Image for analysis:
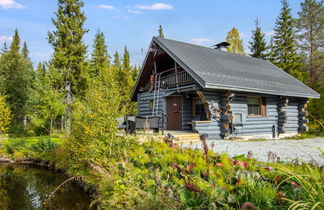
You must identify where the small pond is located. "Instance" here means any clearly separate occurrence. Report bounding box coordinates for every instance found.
[0,163,93,209]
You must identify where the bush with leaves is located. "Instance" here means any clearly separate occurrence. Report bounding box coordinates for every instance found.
[0,95,11,137]
[28,66,65,140]
[60,69,127,173]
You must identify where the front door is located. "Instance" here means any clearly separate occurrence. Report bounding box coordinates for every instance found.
[167,96,182,130]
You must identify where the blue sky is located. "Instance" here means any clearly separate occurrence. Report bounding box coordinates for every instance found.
[0,0,304,66]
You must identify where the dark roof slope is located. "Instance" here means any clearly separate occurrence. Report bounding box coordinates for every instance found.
[153,37,319,98]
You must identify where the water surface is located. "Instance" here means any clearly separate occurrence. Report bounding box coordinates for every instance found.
[0,163,93,210]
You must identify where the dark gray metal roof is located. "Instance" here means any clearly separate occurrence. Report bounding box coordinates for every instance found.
[154,37,320,98]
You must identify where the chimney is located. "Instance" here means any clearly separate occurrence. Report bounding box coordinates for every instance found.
[212,42,230,51]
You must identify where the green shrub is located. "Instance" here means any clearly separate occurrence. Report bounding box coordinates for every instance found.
[4,138,27,154]
[30,139,58,153]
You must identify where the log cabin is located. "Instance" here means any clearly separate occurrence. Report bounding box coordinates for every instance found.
[131,37,320,140]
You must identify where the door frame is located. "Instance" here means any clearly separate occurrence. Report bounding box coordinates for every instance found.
[166,95,183,130]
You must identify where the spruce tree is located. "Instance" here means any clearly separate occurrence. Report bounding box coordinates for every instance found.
[249,19,268,59]
[21,42,29,59]
[158,25,164,38]
[296,0,323,88]
[91,30,110,77]
[113,51,121,67]
[0,30,34,131]
[48,0,88,97]
[271,0,300,73]
[123,46,130,70]
[1,42,8,53]
[112,47,136,114]
[226,27,245,55]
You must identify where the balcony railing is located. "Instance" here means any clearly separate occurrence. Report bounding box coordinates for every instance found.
[159,70,195,88]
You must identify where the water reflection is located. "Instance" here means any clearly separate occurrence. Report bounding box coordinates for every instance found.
[0,163,93,210]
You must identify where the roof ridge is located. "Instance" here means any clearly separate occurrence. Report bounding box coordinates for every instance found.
[154,36,268,63]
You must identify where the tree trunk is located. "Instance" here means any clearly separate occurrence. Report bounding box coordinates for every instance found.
[61,115,64,130]
[50,117,53,142]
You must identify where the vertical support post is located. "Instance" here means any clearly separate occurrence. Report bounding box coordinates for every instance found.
[125,114,129,136]
[161,112,165,135]
[175,61,179,92]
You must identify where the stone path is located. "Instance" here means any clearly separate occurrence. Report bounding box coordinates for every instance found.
[185,138,324,165]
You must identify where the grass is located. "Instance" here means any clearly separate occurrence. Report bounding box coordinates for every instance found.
[1,134,64,146]
[0,134,64,160]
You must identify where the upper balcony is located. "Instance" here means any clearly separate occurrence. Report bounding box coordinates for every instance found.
[140,66,196,92]
[159,67,195,89]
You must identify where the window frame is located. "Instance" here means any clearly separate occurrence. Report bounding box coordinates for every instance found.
[148,100,154,110]
[192,97,205,117]
[247,96,266,117]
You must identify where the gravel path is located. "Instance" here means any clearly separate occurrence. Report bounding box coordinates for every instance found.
[185,138,324,166]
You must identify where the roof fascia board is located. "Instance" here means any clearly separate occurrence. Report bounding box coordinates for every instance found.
[205,83,320,99]
[265,60,320,96]
[130,39,155,101]
[153,37,206,88]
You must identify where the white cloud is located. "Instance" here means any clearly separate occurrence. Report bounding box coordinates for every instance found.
[98,4,116,10]
[136,3,173,10]
[33,52,51,59]
[112,15,129,20]
[264,31,275,37]
[0,35,12,42]
[0,0,25,9]
[127,9,143,14]
[190,38,212,45]
[240,33,249,38]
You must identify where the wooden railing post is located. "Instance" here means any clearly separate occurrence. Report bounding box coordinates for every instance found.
[175,62,179,92]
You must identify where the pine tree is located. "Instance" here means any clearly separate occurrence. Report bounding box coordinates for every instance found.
[296,0,323,89]
[226,27,245,55]
[91,29,110,77]
[249,19,269,59]
[158,25,164,38]
[271,0,300,73]
[48,0,88,97]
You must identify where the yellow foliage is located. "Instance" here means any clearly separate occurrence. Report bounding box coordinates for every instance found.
[226,27,245,55]
[0,95,11,135]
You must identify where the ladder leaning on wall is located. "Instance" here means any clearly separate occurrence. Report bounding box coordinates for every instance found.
[152,69,162,116]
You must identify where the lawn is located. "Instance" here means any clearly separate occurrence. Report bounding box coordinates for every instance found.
[1,134,64,146]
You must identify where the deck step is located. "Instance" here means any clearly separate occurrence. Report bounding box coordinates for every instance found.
[166,132,201,144]
[176,135,200,139]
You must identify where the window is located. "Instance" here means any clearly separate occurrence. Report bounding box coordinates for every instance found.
[192,98,207,120]
[149,100,154,110]
[247,97,266,116]
[233,113,243,124]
